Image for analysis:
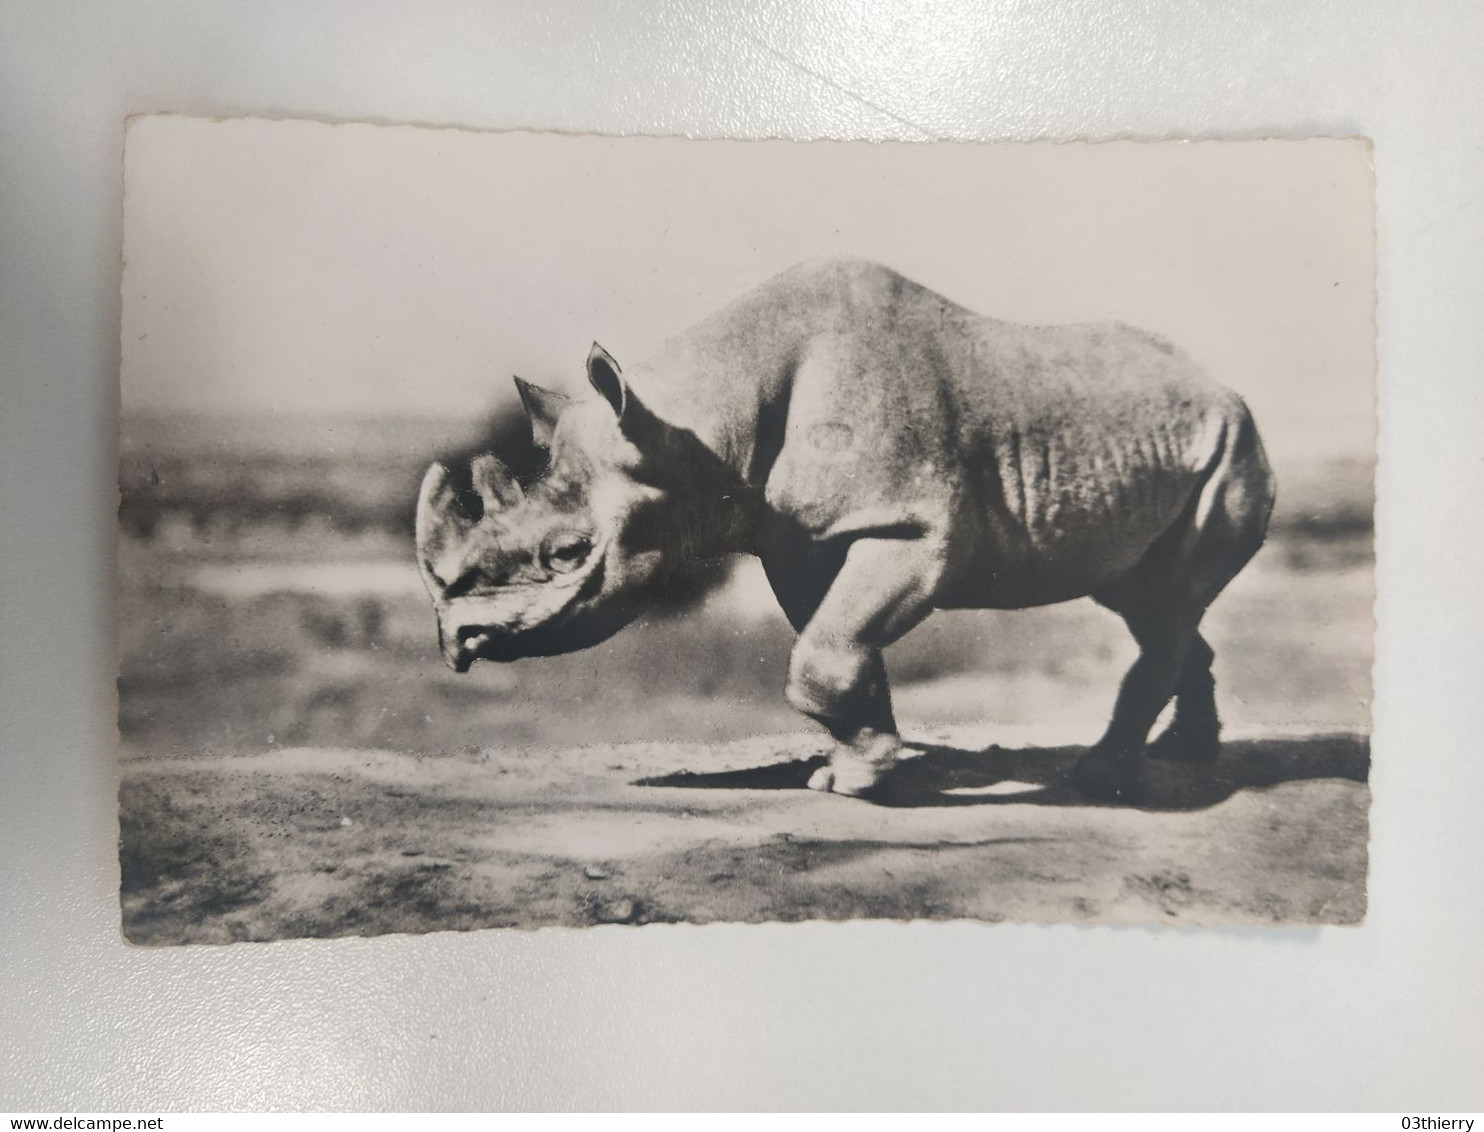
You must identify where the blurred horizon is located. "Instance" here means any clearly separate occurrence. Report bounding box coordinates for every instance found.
[117,404,1372,756]
[118,406,1377,531]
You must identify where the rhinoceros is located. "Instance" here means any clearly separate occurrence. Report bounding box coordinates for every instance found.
[415,258,1275,803]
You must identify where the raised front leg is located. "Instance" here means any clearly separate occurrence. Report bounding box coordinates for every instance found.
[764,537,946,797]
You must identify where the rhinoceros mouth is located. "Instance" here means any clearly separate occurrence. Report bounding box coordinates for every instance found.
[457,555,617,664]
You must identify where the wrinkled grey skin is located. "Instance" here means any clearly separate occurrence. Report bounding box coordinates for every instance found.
[417,258,1275,802]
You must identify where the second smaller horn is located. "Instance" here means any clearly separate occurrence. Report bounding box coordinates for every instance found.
[471,452,524,510]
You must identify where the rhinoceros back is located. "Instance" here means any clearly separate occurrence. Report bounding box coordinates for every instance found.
[628,258,1250,607]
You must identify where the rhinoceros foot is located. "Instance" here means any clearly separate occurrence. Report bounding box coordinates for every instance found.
[807,735,901,798]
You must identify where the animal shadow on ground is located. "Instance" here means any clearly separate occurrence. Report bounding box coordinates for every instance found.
[636,734,1370,811]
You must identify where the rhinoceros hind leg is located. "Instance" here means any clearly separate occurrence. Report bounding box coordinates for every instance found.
[1073,606,1205,804]
[1146,634,1222,763]
[1075,406,1273,802]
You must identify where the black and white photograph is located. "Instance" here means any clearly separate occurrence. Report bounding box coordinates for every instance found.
[118,118,1374,943]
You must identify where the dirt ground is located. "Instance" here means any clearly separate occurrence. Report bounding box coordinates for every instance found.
[119,723,1369,943]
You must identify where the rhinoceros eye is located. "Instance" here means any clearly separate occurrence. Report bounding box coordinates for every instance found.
[541,531,593,575]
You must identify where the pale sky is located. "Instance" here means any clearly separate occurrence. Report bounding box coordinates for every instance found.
[122,118,1374,460]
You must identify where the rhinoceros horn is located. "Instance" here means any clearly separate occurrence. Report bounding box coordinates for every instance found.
[470,452,524,511]
[415,462,473,590]
[416,453,522,591]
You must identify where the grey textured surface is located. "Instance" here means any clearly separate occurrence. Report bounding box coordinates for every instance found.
[2,0,1481,1111]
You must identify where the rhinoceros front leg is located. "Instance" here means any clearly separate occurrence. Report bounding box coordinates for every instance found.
[764,537,943,797]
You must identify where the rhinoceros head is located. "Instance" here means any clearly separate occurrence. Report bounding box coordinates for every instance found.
[416,343,672,672]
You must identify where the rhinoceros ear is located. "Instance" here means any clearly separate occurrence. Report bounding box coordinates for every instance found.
[586,342,628,419]
[513,377,573,449]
